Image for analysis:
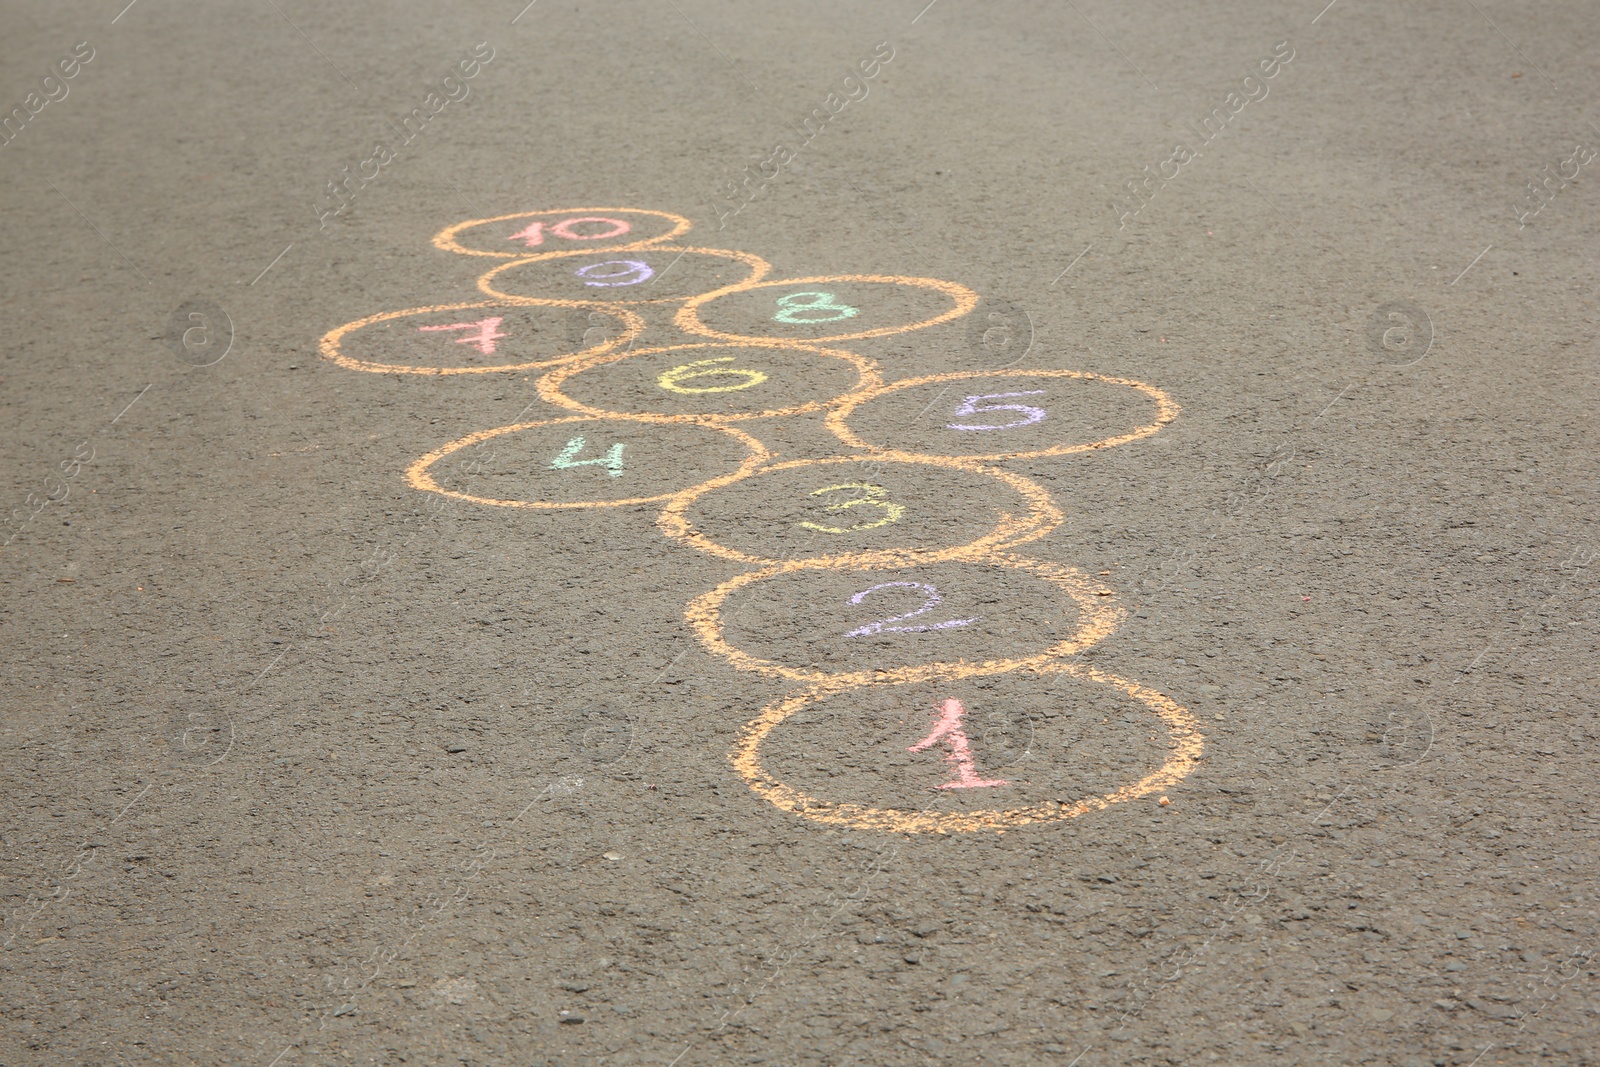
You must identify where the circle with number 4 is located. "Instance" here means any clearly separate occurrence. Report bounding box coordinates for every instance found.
[538,342,882,422]
[479,247,770,305]
[828,369,1180,462]
[731,664,1203,834]
[407,416,770,510]
[676,274,978,343]
[433,208,692,258]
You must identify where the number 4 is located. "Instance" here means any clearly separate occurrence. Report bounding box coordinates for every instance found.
[947,391,1047,432]
[550,436,625,478]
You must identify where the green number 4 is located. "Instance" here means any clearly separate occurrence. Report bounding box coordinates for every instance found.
[550,436,625,478]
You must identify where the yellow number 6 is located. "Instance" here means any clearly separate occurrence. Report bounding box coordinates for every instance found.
[798,483,905,534]
[657,357,768,394]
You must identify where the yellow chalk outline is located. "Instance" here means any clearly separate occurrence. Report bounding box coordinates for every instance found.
[537,341,884,423]
[407,415,771,510]
[656,453,1064,567]
[731,664,1203,833]
[432,208,692,259]
[687,554,1122,686]
[478,246,772,306]
[675,274,980,343]
[319,301,645,377]
[827,368,1181,461]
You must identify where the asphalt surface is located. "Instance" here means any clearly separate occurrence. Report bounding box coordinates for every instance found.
[2,2,1598,1065]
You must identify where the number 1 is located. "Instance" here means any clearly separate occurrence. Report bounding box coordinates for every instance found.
[908,698,1008,790]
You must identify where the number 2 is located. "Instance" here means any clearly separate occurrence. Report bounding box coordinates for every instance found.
[947,391,1047,431]
[843,582,980,637]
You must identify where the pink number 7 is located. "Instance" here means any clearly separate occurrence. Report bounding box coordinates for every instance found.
[908,698,1009,790]
[417,316,506,356]
[947,391,1047,431]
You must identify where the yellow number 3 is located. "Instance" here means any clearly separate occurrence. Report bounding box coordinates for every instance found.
[657,357,768,394]
[798,483,905,534]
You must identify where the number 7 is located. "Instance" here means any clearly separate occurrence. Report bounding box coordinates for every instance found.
[947,391,1047,431]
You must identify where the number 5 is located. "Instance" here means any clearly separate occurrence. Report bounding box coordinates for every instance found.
[947,391,1047,431]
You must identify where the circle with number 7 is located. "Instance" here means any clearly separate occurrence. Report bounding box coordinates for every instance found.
[828,368,1180,461]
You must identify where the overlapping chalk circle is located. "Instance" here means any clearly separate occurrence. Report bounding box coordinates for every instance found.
[317,203,1202,832]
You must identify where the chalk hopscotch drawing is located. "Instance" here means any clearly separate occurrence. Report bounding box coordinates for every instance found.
[318,206,1200,833]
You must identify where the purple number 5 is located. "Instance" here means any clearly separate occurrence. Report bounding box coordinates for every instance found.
[947,390,1047,431]
[844,582,980,638]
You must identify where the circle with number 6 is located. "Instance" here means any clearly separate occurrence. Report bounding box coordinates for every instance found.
[537,342,883,422]
[828,369,1180,462]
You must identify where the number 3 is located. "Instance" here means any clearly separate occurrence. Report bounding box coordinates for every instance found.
[947,391,1047,431]
[798,483,904,534]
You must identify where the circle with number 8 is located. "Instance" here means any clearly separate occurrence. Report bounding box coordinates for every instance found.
[677,274,979,343]
[536,342,883,422]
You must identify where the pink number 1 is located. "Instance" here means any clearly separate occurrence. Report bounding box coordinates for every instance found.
[908,698,1008,790]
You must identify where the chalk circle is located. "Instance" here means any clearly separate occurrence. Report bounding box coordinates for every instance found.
[537,342,884,423]
[567,706,634,766]
[731,665,1203,834]
[827,369,1180,462]
[479,246,771,305]
[656,453,1062,567]
[686,553,1122,685]
[407,415,770,510]
[320,301,644,377]
[675,274,979,343]
[432,208,692,259]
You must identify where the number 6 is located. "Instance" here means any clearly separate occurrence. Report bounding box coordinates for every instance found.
[947,391,1047,431]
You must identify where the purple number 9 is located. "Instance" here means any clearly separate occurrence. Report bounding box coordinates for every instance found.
[947,391,1047,431]
[575,260,655,287]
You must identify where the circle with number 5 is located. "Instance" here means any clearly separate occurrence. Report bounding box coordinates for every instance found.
[828,369,1180,461]
[537,342,883,422]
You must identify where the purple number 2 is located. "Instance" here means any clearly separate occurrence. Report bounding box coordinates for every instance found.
[844,582,980,638]
[947,390,1047,431]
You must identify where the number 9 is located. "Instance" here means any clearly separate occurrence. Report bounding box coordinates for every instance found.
[575,260,655,288]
